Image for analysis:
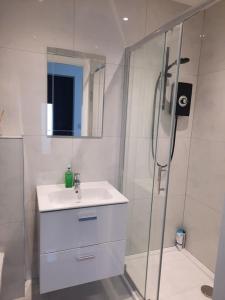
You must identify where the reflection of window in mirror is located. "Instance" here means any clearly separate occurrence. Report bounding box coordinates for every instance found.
[48,63,83,136]
[47,48,106,138]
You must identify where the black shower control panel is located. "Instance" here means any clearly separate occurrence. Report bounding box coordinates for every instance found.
[176,82,193,116]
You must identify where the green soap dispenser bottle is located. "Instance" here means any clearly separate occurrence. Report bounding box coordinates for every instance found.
[65,165,74,188]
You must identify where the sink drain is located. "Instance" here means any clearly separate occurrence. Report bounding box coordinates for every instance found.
[201,285,213,298]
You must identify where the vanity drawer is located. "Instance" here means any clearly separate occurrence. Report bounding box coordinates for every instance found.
[40,204,128,253]
[40,240,125,294]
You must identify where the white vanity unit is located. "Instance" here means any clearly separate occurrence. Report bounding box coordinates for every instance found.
[37,181,129,294]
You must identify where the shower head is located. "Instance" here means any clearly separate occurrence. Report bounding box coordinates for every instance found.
[180,57,190,64]
[167,57,190,71]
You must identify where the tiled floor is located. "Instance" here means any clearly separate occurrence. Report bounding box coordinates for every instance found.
[14,276,134,300]
[126,247,214,300]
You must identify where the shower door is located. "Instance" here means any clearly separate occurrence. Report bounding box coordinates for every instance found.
[123,24,183,300]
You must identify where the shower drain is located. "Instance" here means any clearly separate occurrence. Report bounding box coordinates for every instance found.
[201,285,213,298]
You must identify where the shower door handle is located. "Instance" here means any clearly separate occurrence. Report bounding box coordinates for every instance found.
[158,166,167,194]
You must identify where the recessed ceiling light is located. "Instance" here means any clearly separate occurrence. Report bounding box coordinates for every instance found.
[122,17,129,21]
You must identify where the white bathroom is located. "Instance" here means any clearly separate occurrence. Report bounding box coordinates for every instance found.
[0,0,225,299]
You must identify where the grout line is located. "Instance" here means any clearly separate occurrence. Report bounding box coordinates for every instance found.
[185,192,223,216]
[0,46,125,67]
[0,45,47,55]
[189,136,225,143]
[0,220,24,227]
[198,65,225,77]
[0,136,23,139]
[126,246,176,262]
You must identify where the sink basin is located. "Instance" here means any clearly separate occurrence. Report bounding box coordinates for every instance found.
[49,187,112,204]
[37,181,128,212]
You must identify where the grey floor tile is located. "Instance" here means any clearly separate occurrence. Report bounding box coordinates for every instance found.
[16,277,134,300]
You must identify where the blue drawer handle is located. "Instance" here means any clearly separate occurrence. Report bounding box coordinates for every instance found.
[79,216,97,222]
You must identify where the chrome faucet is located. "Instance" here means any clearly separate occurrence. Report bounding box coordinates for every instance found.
[74,173,81,199]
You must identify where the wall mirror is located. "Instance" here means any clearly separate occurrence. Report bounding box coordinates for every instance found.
[47,47,106,138]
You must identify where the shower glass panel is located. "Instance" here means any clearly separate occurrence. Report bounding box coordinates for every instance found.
[123,32,166,298]
[145,25,183,300]
[123,24,182,299]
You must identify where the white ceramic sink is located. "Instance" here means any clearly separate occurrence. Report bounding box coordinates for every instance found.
[37,181,128,212]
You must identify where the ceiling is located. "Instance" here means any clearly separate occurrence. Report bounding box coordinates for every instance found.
[172,0,204,6]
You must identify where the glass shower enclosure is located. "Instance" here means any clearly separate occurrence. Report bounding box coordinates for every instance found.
[121,1,220,299]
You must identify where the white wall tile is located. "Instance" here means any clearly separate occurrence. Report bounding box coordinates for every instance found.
[169,138,190,196]
[187,138,225,214]
[0,48,23,136]
[122,137,137,200]
[0,48,46,136]
[180,12,204,77]
[126,65,162,139]
[123,137,154,202]
[103,64,124,137]
[149,193,185,251]
[134,138,153,182]
[184,195,222,272]
[72,137,120,188]
[129,197,151,254]
[0,222,25,300]
[0,139,24,225]
[199,1,225,75]
[146,0,188,34]
[0,139,25,299]
[74,0,125,65]
[192,70,225,141]
[0,0,74,53]
[24,136,73,188]
[164,194,185,247]
[112,0,148,46]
